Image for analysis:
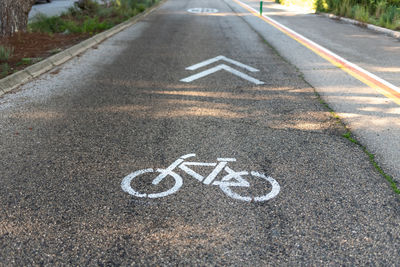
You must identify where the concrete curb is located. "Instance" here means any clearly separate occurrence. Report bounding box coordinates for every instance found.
[0,0,165,97]
[319,13,400,40]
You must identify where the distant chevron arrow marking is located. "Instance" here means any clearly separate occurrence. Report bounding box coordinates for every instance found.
[181,64,264,85]
[180,56,264,85]
[186,55,259,72]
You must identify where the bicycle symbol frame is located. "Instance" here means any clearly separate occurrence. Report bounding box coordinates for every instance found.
[121,154,280,202]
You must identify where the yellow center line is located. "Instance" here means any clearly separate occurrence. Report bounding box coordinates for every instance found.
[232,0,400,106]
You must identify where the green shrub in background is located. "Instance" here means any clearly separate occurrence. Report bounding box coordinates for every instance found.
[354,4,370,21]
[0,63,10,76]
[29,15,69,33]
[276,0,400,30]
[29,0,159,34]
[0,46,14,62]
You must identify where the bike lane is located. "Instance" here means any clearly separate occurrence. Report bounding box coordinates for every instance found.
[0,0,399,265]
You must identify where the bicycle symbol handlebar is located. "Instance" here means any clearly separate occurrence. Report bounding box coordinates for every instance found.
[121,154,280,202]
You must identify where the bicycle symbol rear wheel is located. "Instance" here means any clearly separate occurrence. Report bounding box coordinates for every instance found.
[121,169,183,198]
[219,171,280,202]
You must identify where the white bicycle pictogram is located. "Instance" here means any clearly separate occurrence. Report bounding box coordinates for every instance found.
[121,154,280,202]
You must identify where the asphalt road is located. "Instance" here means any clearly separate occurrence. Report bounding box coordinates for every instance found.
[1,0,399,265]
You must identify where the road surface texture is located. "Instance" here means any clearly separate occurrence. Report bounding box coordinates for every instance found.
[234,0,400,184]
[1,0,399,265]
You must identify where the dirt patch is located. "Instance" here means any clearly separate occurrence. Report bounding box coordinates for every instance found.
[0,32,89,79]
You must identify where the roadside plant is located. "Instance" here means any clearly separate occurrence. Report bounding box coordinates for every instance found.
[354,5,370,22]
[376,0,388,17]
[0,45,14,61]
[378,5,399,27]
[29,15,68,33]
[317,0,400,30]
[0,63,11,77]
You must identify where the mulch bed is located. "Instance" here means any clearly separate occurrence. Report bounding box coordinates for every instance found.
[0,32,89,78]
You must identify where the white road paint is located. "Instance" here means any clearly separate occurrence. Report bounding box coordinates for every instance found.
[187,8,219,14]
[179,162,217,182]
[186,55,259,72]
[212,166,250,187]
[181,153,196,159]
[121,168,183,199]
[121,154,280,202]
[250,172,280,202]
[181,64,264,85]
[203,161,229,185]
[217,158,237,162]
[217,171,280,202]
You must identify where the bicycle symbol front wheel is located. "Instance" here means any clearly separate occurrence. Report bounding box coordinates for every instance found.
[121,168,183,199]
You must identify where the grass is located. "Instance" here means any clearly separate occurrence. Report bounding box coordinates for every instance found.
[314,93,400,195]
[0,46,14,76]
[354,5,370,22]
[343,132,400,194]
[16,58,34,66]
[314,0,400,30]
[0,46,14,61]
[0,63,10,76]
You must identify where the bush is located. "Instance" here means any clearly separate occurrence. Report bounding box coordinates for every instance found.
[0,46,14,61]
[81,17,112,33]
[28,0,158,35]
[376,0,387,17]
[378,5,399,27]
[315,0,400,29]
[0,63,10,77]
[354,5,370,21]
[29,15,68,33]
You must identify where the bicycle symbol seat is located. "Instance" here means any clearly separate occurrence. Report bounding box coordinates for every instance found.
[121,154,280,202]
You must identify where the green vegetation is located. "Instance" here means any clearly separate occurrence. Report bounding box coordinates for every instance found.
[0,45,14,61]
[0,46,14,76]
[342,132,400,194]
[316,0,400,29]
[276,0,400,30]
[21,58,33,65]
[13,58,41,68]
[0,63,10,76]
[29,0,158,34]
[314,92,400,195]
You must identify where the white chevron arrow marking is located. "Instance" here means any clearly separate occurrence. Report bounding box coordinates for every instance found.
[180,64,264,85]
[186,55,260,72]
